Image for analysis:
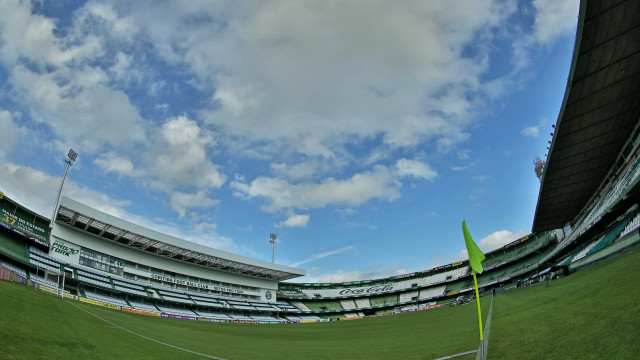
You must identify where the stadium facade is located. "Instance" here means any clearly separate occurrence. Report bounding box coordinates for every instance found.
[1,0,640,323]
[51,197,304,302]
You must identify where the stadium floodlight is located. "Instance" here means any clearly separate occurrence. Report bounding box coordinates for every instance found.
[269,233,277,263]
[50,149,78,243]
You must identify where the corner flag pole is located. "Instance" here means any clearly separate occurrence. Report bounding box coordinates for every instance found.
[472,269,483,341]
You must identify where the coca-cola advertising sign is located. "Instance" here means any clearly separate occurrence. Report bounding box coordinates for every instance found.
[339,284,394,296]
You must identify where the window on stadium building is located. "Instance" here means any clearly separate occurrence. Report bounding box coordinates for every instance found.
[79,247,124,276]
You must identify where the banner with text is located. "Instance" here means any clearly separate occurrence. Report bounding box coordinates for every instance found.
[150,273,250,295]
[49,238,81,265]
[79,297,120,310]
[123,307,160,317]
[0,197,49,247]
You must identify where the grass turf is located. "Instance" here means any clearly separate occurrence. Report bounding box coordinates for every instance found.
[489,248,640,359]
[1,248,638,359]
[0,282,488,360]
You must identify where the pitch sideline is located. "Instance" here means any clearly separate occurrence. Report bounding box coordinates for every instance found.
[434,295,494,360]
[70,302,227,360]
[476,296,494,360]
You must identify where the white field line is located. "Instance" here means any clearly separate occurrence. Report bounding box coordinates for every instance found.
[476,296,494,360]
[434,295,494,360]
[70,302,227,360]
[433,349,478,360]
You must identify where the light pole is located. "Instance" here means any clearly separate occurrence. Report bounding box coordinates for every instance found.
[269,233,277,263]
[50,149,78,246]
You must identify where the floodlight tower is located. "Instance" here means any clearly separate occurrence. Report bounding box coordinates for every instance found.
[50,149,78,244]
[269,233,277,263]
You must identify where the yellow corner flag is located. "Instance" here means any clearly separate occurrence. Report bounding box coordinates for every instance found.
[463,220,486,274]
[462,220,486,345]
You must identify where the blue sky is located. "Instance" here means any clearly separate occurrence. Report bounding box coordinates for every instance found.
[0,0,579,282]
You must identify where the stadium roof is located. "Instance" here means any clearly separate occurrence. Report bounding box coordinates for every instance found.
[532,0,640,232]
[54,197,306,281]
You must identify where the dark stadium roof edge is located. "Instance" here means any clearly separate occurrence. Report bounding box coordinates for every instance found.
[532,0,640,233]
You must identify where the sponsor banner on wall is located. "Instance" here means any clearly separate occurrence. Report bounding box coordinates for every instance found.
[36,283,58,295]
[161,314,196,321]
[305,284,395,298]
[0,197,49,247]
[0,265,11,281]
[149,273,250,295]
[34,284,77,299]
[122,307,160,317]
[1,266,26,283]
[390,272,419,280]
[49,238,81,264]
[340,317,362,321]
[79,297,121,310]
[63,292,78,300]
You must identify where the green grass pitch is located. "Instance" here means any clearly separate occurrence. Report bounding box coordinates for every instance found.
[1,249,639,359]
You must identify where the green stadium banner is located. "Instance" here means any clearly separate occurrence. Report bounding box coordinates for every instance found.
[0,195,50,247]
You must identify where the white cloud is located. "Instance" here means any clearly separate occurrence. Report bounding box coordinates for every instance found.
[289,245,354,267]
[451,166,468,172]
[458,228,529,259]
[395,158,437,180]
[213,84,262,116]
[9,65,147,154]
[75,1,138,43]
[276,213,310,228]
[94,152,135,177]
[480,229,529,250]
[457,150,472,160]
[521,118,549,138]
[156,0,516,159]
[309,264,410,283]
[109,52,140,84]
[512,0,579,69]
[234,159,437,214]
[532,0,580,44]
[170,190,219,218]
[0,0,103,67]
[232,165,401,212]
[0,162,131,218]
[0,162,240,253]
[521,125,540,137]
[147,115,226,192]
[0,109,27,156]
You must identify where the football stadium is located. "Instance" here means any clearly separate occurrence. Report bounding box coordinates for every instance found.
[1,0,640,359]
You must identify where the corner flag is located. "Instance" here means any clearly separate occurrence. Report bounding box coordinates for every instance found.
[463,220,485,274]
[462,220,486,348]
